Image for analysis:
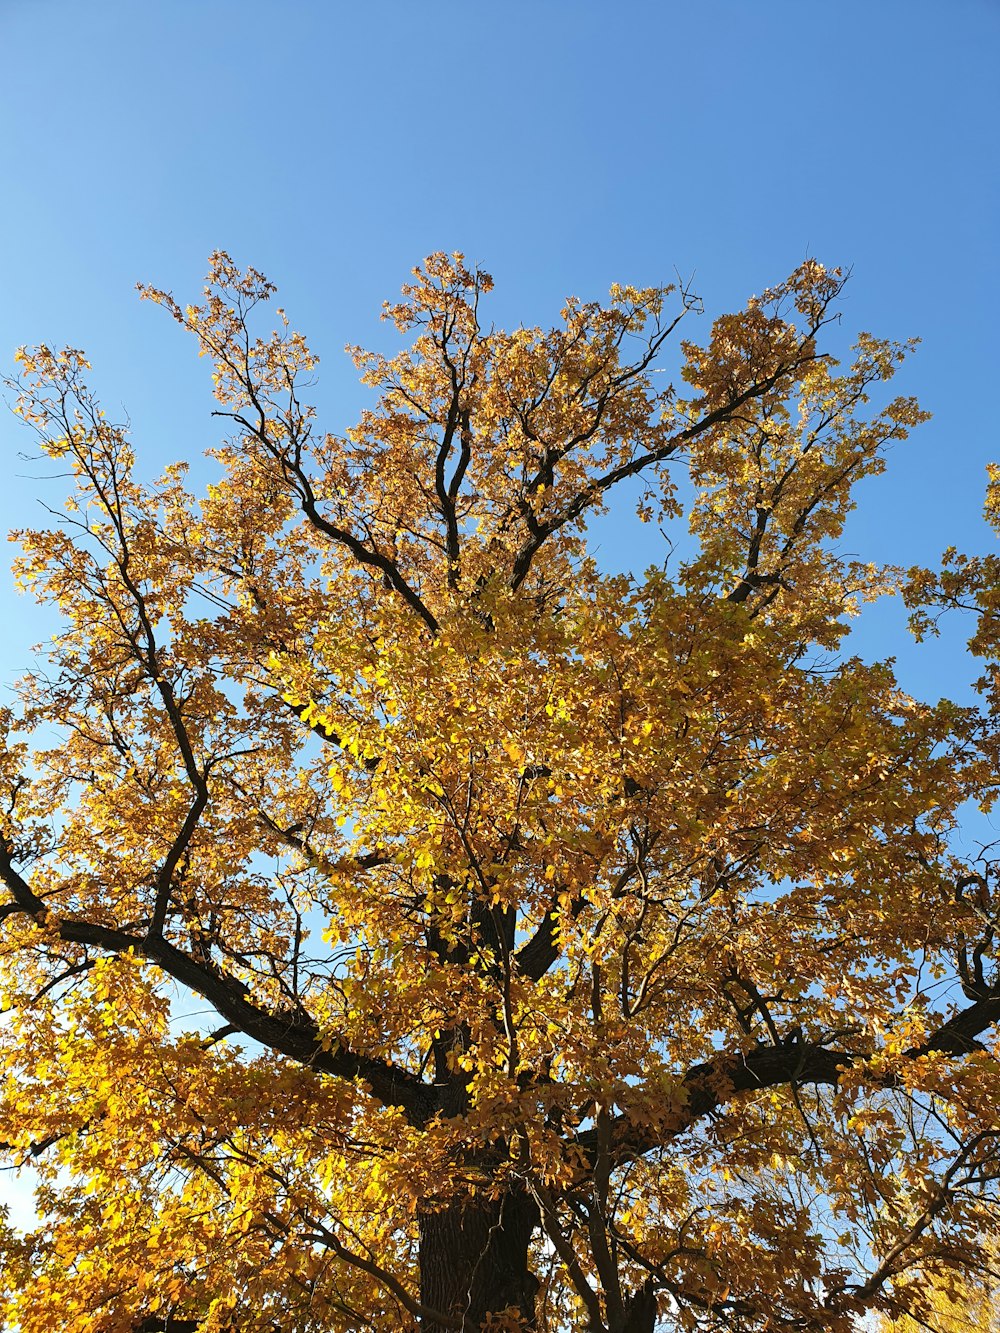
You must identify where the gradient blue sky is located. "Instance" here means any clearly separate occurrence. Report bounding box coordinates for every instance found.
[0,0,998,1237]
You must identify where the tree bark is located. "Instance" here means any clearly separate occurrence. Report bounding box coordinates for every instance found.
[621,1279,657,1333]
[418,1191,540,1330]
[134,1321,203,1332]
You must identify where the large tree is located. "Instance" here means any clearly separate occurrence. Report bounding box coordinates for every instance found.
[1,253,999,1333]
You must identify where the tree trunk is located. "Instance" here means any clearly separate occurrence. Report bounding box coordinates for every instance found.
[418,1191,540,1330]
[621,1279,657,1333]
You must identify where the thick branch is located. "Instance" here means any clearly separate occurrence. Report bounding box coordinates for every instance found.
[134,1321,203,1333]
[0,841,434,1126]
[305,1218,464,1330]
[297,488,440,635]
[514,906,563,982]
[580,994,1000,1166]
[281,696,380,771]
[148,786,208,938]
[215,407,440,635]
[908,993,1000,1057]
[515,875,584,983]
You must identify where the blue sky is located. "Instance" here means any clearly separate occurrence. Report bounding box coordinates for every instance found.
[0,0,997,1243]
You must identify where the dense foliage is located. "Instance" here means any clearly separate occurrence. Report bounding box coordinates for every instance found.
[2,253,999,1331]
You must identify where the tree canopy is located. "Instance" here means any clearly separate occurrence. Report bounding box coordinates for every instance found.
[2,253,999,1332]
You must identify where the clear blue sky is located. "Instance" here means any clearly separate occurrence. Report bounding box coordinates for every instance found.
[0,0,997,1236]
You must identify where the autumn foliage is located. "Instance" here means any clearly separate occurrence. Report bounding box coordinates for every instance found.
[2,252,999,1331]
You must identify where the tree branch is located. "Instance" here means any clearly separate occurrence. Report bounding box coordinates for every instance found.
[578,993,1000,1166]
[509,344,827,592]
[0,839,435,1126]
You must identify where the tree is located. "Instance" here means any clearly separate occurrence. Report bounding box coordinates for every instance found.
[1,251,999,1333]
[877,1231,1000,1331]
